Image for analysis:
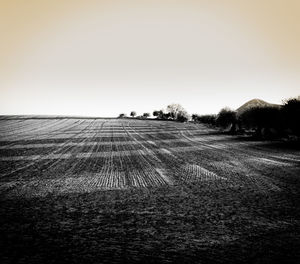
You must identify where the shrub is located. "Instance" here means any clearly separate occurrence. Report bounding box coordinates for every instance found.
[216,108,237,132]
[153,111,159,117]
[177,110,189,122]
[197,115,217,125]
[238,106,283,137]
[118,113,126,118]
[282,98,300,136]
[143,113,150,118]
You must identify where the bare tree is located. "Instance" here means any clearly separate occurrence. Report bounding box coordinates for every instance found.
[166,104,187,120]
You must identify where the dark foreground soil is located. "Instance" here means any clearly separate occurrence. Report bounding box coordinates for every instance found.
[1,184,300,264]
[0,118,300,263]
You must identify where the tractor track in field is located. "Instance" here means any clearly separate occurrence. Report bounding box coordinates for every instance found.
[0,118,299,197]
[0,120,101,196]
[124,122,225,188]
[179,130,296,192]
[179,131,281,192]
[1,118,300,264]
[122,123,172,188]
[0,120,93,180]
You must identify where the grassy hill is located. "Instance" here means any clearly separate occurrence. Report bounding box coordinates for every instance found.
[236,99,281,114]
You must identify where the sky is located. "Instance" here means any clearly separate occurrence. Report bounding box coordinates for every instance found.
[1,0,299,117]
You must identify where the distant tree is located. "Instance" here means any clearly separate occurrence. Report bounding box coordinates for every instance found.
[216,108,237,133]
[166,104,186,120]
[130,111,137,117]
[197,115,217,126]
[192,114,198,122]
[118,113,126,118]
[239,106,282,138]
[143,113,150,118]
[158,110,165,119]
[153,110,167,119]
[176,110,190,122]
[153,110,159,117]
[162,112,171,119]
[282,97,300,136]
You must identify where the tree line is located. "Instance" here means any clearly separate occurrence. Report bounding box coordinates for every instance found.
[192,97,300,138]
[118,112,150,119]
[119,97,300,138]
[119,103,190,122]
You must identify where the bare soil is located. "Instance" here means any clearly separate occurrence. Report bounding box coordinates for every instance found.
[0,118,299,263]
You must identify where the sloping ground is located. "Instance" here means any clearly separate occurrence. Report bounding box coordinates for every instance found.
[0,118,300,263]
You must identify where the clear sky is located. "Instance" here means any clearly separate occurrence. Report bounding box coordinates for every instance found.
[1,0,299,117]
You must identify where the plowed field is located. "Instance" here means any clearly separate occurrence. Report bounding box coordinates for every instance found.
[1,117,300,263]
